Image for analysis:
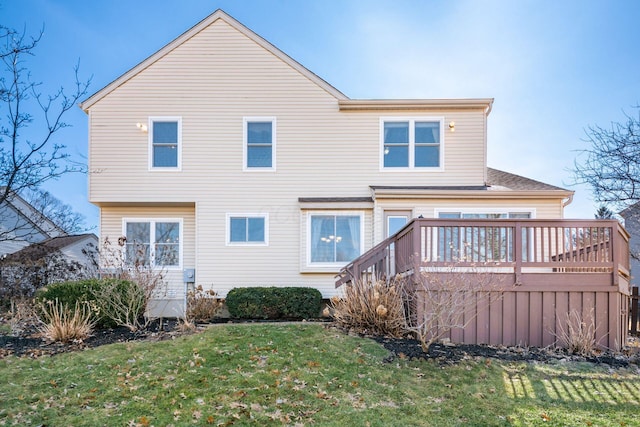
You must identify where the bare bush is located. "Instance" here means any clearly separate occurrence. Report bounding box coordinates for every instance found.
[92,237,168,331]
[186,285,223,323]
[403,265,506,352]
[555,308,597,355]
[8,298,39,336]
[329,278,406,338]
[37,299,95,342]
[92,280,147,332]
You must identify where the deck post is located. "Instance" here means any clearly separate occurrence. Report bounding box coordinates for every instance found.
[514,222,523,285]
[412,220,421,280]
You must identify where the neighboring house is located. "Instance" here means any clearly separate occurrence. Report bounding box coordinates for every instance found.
[0,189,99,299]
[0,188,67,257]
[80,10,575,316]
[619,202,640,287]
[4,234,99,267]
[2,234,99,294]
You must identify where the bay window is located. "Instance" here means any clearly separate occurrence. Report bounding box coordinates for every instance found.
[308,213,362,265]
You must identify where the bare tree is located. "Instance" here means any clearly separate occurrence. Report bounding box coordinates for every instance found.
[0,24,91,227]
[25,189,88,234]
[573,107,640,209]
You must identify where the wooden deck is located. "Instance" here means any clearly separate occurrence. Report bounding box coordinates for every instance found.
[336,219,631,351]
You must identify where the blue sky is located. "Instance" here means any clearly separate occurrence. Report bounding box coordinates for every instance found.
[3,0,640,229]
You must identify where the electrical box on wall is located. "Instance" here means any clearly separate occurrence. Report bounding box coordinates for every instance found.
[183,268,195,283]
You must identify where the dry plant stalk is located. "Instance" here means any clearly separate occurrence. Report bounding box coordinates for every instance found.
[9,298,39,337]
[403,265,506,352]
[177,317,197,333]
[186,285,224,322]
[554,308,597,355]
[330,278,406,337]
[37,299,95,342]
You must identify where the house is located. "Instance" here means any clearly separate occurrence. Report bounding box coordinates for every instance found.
[4,233,98,267]
[81,9,585,318]
[0,188,67,257]
[0,189,99,300]
[2,233,99,298]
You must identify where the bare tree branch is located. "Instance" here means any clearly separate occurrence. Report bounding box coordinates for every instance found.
[573,107,640,209]
[0,24,91,245]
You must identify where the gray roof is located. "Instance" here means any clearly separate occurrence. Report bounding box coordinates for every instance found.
[486,168,570,192]
[4,234,97,262]
[371,169,570,194]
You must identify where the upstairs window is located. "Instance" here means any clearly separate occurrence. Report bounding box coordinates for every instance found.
[150,117,181,169]
[244,118,275,170]
[382,118,443,169]
[124,219,181,268]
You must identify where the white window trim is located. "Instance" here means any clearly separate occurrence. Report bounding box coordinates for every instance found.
[380,117,445,171]
[122,217,183,270]
[148,116,182,171]
[243,117,276,172]
[434,208,536,218]
[305,211,365,269]
[387,215,410,237]
[225,213,269,246]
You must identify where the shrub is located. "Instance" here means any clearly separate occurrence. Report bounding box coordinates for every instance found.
[404,267,506,351]
[555,308,597,355]
[329,278,406,338]
[226,287,322,320]
[186,285,224,322]
[35,279,136,329]
[90,279,146,332]
[7,298,39,337]
[37,299,95,342]
[35,279,103,324]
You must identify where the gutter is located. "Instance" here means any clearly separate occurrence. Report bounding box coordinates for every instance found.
[562,193,574,208]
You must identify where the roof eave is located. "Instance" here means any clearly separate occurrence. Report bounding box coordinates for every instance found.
[339,98,494,114]
[371,187,574,200]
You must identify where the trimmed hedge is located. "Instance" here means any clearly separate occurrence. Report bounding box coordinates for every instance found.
[226,287,322,320]
[35,279,137,329]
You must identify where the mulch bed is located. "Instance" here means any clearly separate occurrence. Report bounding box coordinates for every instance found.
[2,319,639,369]
[0,319,181,359]
[372,335,639,368]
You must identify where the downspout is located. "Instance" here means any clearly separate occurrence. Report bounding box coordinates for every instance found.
[562,194,574,208]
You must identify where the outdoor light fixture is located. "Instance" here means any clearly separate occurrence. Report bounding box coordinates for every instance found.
[136,122,148,132]
[449,121,455,132]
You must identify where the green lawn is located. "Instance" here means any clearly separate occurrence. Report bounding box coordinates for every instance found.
[1,324,638,426]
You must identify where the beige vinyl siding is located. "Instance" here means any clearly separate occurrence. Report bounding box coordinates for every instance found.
[88,19,488,204]
[87,15,568,301]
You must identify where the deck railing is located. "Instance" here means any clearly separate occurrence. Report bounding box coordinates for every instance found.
[337,219,630,289]
[336,219,631,350]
